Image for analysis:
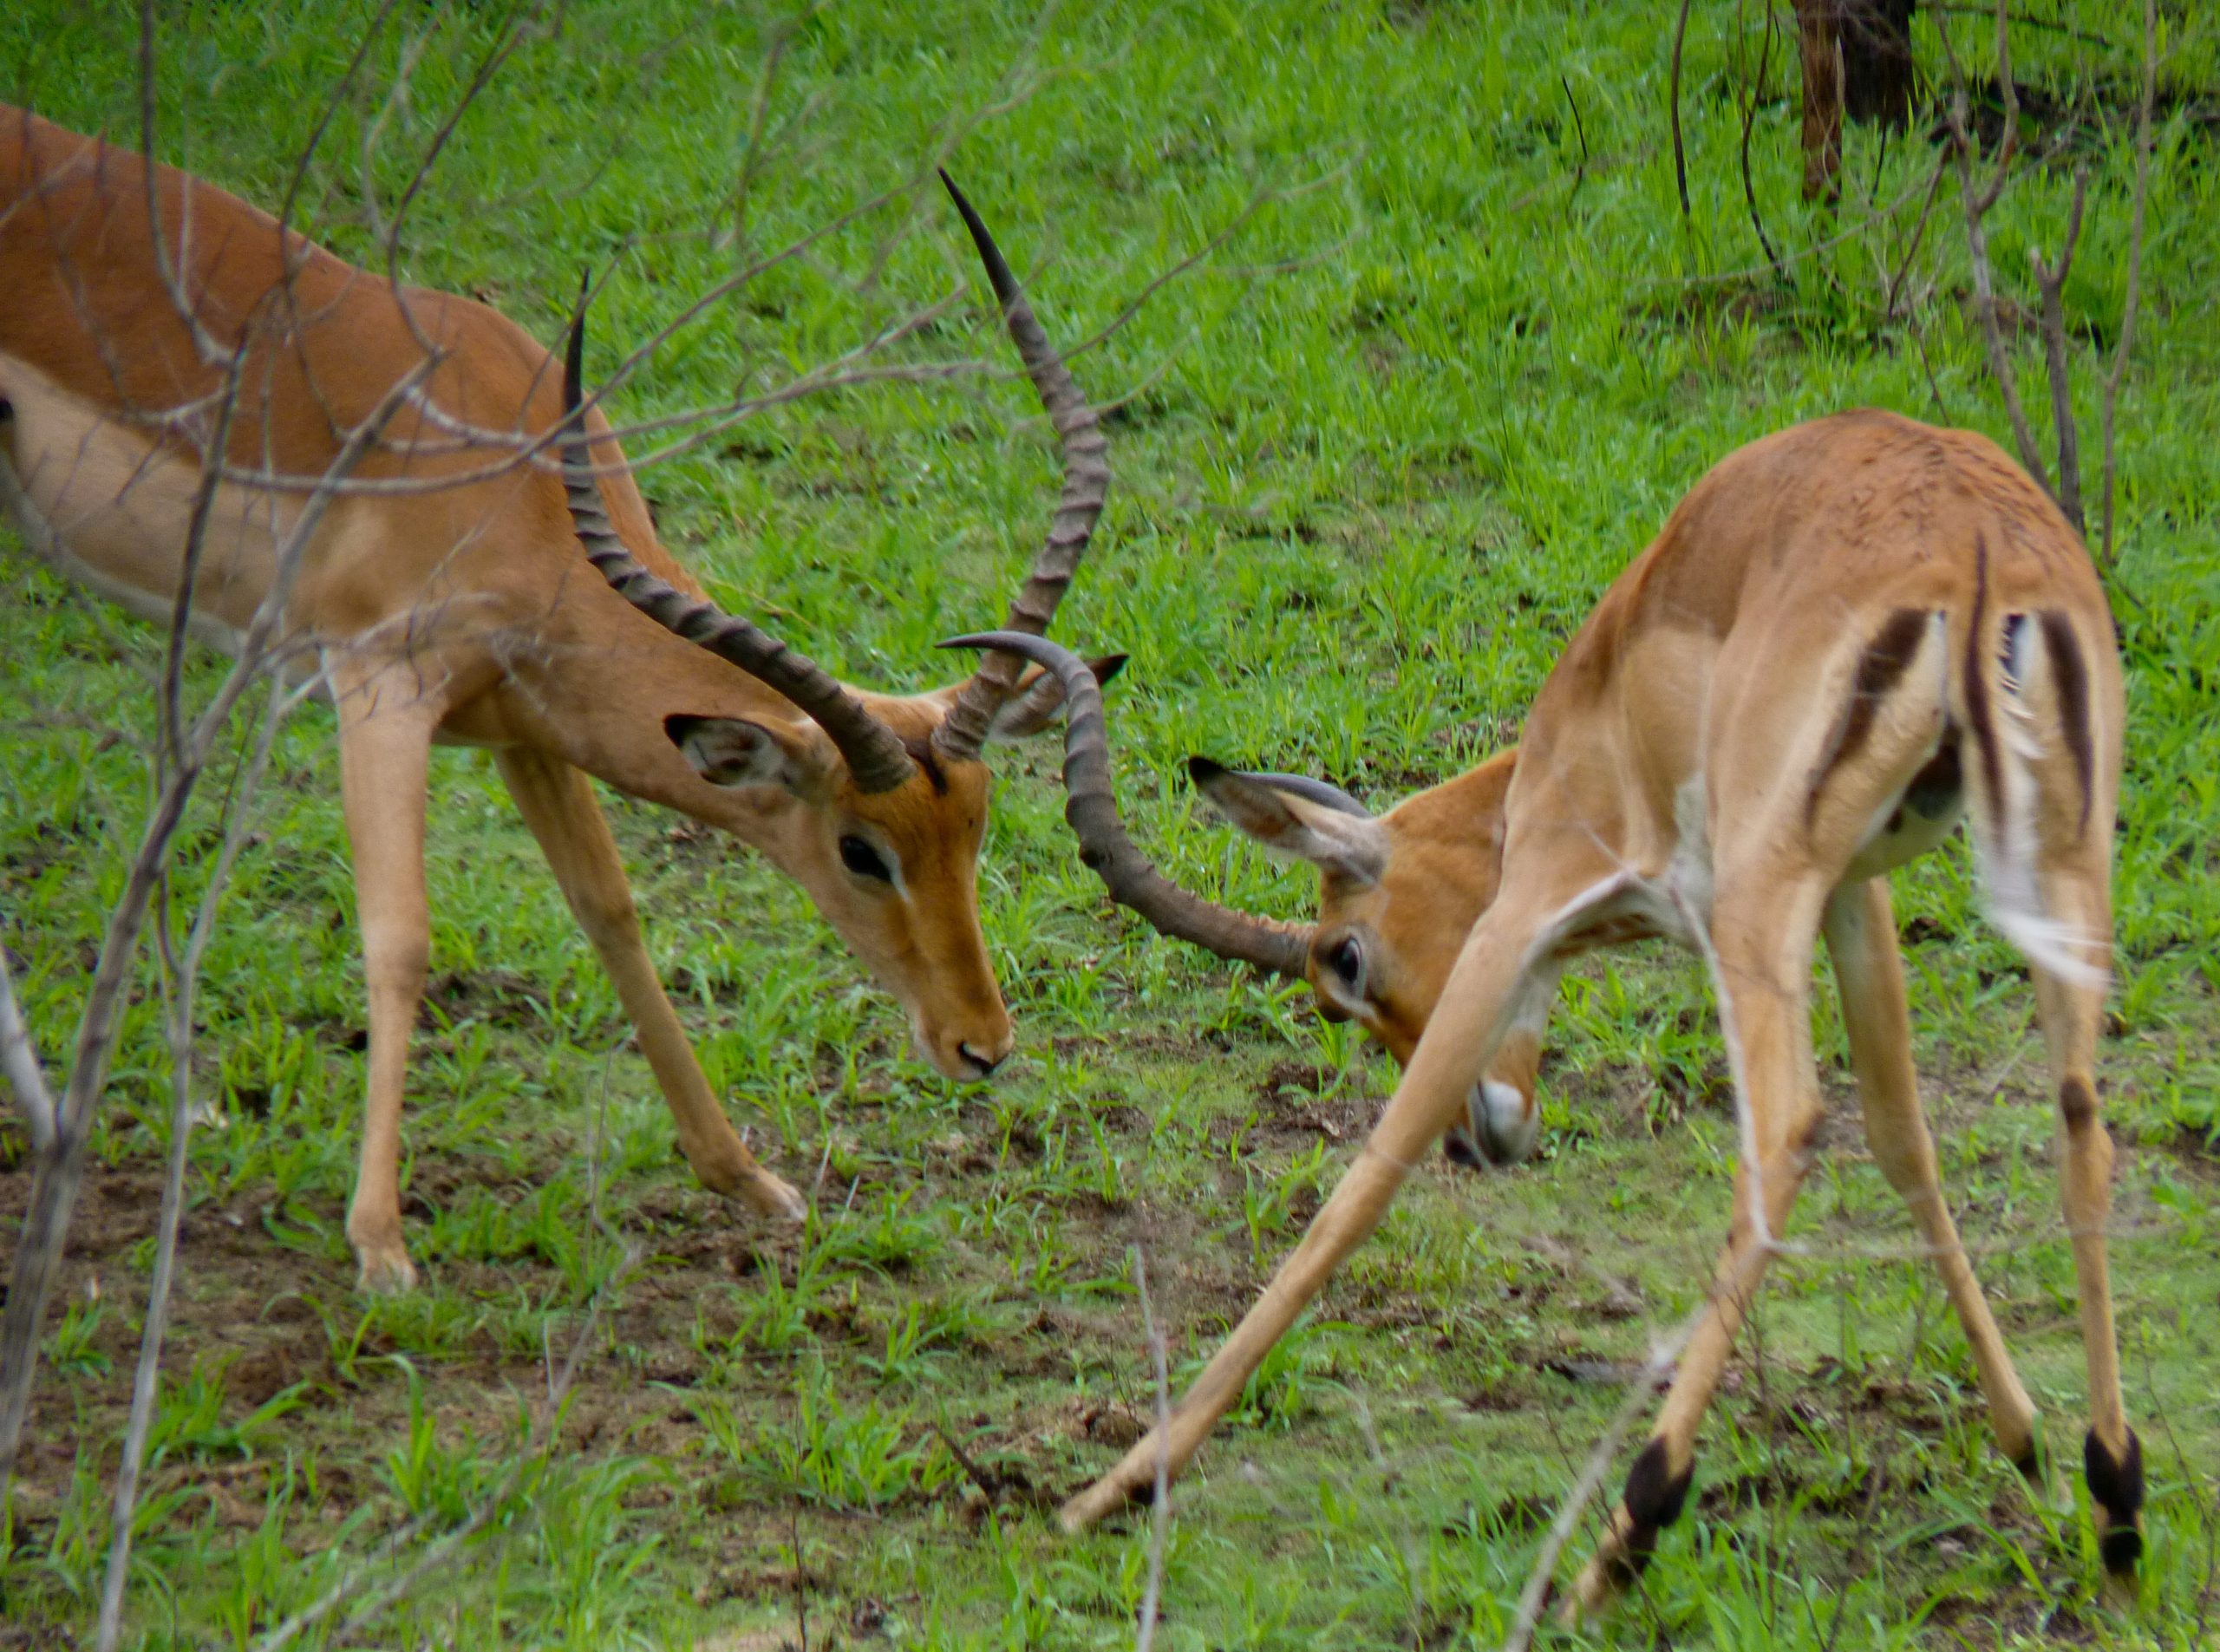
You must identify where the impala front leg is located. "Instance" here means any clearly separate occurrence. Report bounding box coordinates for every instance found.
[494,749,805,1221]
[335,668,448,1293]
[1059,861,1633,1531]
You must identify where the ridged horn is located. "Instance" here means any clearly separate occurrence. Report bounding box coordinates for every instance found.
[941,631,1313,977]
[560,287,917,795]
[931,172,1110,763]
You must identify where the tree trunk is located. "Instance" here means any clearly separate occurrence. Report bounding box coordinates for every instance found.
[1794,0,1846,203]
[1794,3,1917,203]
[1842,0,1917,128]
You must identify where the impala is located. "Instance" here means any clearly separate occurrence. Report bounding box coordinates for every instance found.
[955,408,2138,1614]
[1,102,1115,1291]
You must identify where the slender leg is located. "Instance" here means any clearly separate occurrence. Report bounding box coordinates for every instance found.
[493,748,804,1220]
[1566,867,1833,1617]
[334,669,447,1292]
[1059,857,1633,1531]
[2027,860,2141,1593]
[1822,878,2038,1466]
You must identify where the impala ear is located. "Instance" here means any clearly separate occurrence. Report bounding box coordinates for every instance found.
[1189,756,1388,885]
[665,714,827,796]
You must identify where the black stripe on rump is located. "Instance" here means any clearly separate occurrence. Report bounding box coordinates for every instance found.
[1965,533,2005,842]
[2040,610,2095,837]
[1804,606,1934,829]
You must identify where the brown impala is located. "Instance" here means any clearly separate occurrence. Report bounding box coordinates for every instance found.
[954,408,2138,1616]
[1,103,1116,1291]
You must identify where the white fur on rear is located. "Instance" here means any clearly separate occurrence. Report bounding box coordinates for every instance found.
[1964,613,2108,988]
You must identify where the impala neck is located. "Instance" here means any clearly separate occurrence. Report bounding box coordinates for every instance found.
[466,591,889,846]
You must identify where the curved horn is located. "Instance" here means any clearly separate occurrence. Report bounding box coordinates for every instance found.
[561,290,917,795]
[941,631,1313,977]
[931,172,1111,763]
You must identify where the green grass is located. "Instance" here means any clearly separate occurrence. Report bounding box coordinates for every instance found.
[4,1,2220,1646]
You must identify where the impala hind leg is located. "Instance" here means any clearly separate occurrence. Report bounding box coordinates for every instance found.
[2024,859,2141,1593]
[1058,856,1633,1531]
[1567,867,1834,1619]
[334,670,447,1292]
[1822,878,2038,1470]
[494,749,805,1221]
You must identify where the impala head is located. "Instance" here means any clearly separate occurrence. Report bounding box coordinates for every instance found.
[561,173,1116,1082]
[939,633,1540,1159]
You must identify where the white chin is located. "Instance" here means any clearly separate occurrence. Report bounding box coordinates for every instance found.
[1475,1079,1539,1165]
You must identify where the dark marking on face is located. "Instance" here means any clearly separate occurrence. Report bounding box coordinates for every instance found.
[1605,1437,1694,1584]
[2059,1074,2097,1134]
[1805,607,1933,830]
[2040,610,2095,838]
[1965,535,2005,844]
[2084,1427,2145,1573]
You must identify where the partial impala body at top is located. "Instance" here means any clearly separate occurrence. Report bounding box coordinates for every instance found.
[964,409,2138,1613]
[0,103,1114,1290]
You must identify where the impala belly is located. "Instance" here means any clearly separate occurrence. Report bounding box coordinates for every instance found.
[0,350,291,655]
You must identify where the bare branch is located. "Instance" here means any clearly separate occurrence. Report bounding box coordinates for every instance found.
[1936,3,2048,491]
[95,669,306,1651]
[1669,0,1693,221]
[1132,1244,1172,1652]
[0,947,57,1156]
[2099,0,2157,567]
[1737,0,1788,283]
[2030,166,2089,532]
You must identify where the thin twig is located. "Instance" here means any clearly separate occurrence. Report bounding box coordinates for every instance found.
[2099,0,2157,567]
[1133,1244,1172,1652]
[2030,166,2090,531]
[1668,0,1693,221]
[95,672,304,1649]
[1881,151,1949,320]
[1936,1,2049,493]
[1561,75,1590,206]
[1737,0,1787,283]
[0,947,57,1155]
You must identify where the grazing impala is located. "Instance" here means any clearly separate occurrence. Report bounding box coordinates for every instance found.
[955,408,2138,1613]
[1,103,1114,1290]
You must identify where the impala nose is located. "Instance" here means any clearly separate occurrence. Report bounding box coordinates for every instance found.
[957,1041,1007,1080]
[1446,1080,1540,1168]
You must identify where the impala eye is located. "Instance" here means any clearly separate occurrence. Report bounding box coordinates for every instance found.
[839,835,893,883]
[1323,936,1365,994]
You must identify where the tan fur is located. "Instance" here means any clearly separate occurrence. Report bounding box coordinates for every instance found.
[1,105,1044,1290]
[1063,411,2135,1612]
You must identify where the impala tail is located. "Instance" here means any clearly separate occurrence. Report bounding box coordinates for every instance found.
[1953,533,2109,988]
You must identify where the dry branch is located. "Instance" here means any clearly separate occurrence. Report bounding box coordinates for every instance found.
[1132,1244,1172,1652]
[2099,0,2157,566]
[1937,0,2160,550]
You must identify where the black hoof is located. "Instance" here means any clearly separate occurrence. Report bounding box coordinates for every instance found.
[2084,1427,2145,1576]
